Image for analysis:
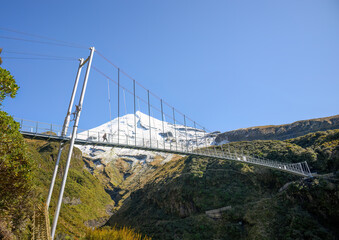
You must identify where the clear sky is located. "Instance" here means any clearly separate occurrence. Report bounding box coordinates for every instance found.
[1,0,338,133]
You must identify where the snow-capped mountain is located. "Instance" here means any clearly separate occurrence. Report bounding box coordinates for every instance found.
[77,111,217,164]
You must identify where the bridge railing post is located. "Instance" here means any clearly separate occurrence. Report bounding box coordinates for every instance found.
[305,161,312,176]
[301,163,305,174]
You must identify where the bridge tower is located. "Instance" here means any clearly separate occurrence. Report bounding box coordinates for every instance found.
[46,47,95,239]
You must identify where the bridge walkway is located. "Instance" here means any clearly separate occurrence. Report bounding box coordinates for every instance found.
[19,122,312,178]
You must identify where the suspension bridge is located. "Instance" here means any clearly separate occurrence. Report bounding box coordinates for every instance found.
[18,118,312,178]
[1,28,313,239]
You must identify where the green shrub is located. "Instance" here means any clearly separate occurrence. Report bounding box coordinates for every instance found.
[0,111,34,238]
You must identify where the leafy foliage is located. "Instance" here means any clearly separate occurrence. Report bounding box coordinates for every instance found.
[288,130,339,173]
[0,66,19,107]
[0,111,34,238]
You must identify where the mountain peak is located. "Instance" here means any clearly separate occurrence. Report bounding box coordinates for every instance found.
[78,111,216,153]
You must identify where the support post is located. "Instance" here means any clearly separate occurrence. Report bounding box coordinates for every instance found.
[305,161,312,176]
[203,127,208,154]
[184,115,188,152]
[298,162,304,175]
[118,68,120,144]
[133,80,136,146]
[172,107,177,151]
[51,47,94,239]
[147,90,151,148]
[194,121,198,152]
[46,58,84,209]
[161,99,165,149]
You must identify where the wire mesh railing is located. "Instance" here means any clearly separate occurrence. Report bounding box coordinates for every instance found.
[16,118,312,177]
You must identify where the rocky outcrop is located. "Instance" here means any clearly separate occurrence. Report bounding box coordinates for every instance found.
[215,115,339,144]
[206,206,232,219]
[84,217,110,229]
[63,197,82,206]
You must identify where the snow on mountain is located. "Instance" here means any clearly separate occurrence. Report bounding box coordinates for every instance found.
[76,111,217,164]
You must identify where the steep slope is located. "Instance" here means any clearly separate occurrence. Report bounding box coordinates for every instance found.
[107,130,339,240]
[215,115,339,144]
[288,129,339,173]
[25,139,114,238]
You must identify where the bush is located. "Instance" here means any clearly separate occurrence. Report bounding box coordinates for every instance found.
[0,66,19,107]
[0,111,34,237]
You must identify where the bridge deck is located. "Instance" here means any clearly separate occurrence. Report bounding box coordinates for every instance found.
[21,131,312,178]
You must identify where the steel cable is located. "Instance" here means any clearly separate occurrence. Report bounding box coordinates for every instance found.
[0,27,88,49]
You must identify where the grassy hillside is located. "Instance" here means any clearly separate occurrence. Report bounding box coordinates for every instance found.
[25,139,115,238]
[107,130,339,240]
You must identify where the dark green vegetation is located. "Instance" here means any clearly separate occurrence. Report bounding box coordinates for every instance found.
[0,66,31,239]
[288,130,339,174]
[0,111,34,239]
[108,130,339,240]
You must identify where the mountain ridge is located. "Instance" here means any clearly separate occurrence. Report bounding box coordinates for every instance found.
[215,114,339,144]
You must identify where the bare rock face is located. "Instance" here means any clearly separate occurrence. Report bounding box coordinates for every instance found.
[205,206,232,219]
[63,197,82,205]
[215,115,339,144]
[84,217,110,229]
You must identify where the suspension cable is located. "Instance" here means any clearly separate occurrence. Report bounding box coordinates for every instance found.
[94,50,211,132]
[93,66,197,128]
[0,27,87,49]
[0,35,86,49]
[2,50,77,60]
[1,56,77,61]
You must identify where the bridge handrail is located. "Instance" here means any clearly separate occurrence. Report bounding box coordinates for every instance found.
[16,118,312,178]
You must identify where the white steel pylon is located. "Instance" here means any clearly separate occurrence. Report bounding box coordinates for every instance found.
[47,47,95,239]
[46,58,84,209]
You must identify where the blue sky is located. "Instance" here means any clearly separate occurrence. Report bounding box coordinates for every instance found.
[1,0,338,132]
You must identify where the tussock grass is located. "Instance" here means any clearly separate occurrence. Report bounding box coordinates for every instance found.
[85,226,151,240]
